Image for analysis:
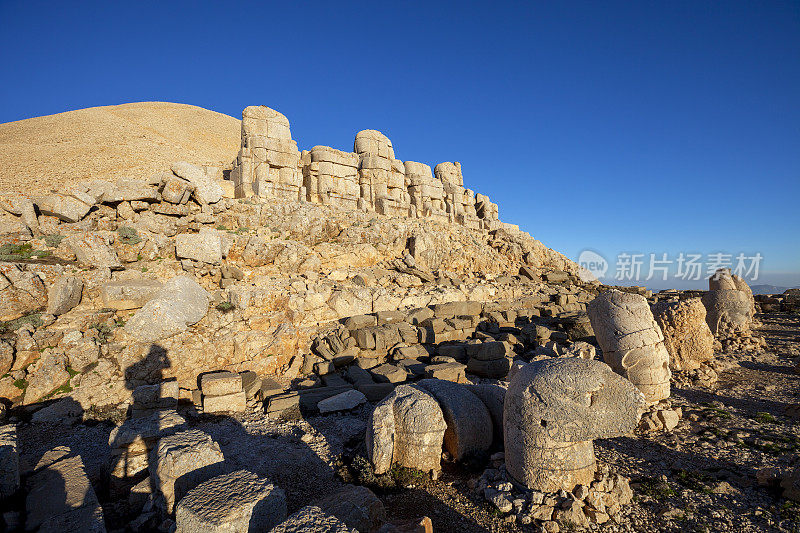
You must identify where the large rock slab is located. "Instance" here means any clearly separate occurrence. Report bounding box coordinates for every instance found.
[34,194,92,222]
[25,447,106,532]
[100,279,163,310]
[46,276,83,315]
[172,162,224,204]
[175,228,224,265]
[150,429,225,513]
[417,379,492,461]
[313,484,385,532]
[124,276,210,342]
[65,234,122,269]
[176,470,287,533]
[504,358,644,492]
[366,384,447,475]
[652,298,715,371]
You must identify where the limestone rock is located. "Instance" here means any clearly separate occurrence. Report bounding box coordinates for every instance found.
[175,228,224,265]
[587,290,671,403]
[65,233,122,269]
[124,275,210,342]
[504,358,645,491]
[172,161,224,204]
[314,485,385,532]
[318,389,367,414]
[46,276,83,315]
[201,371,243,396]
[176,470,287,533]
[34,193,92,222]
[366,384,447,475]
[0,263,47,321]
[652,298,715,371]
[100,279,163,310]
[149,429,225,512]
[23,350,70,405]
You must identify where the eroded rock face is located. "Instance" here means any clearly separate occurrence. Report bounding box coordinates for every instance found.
[587,290,671,403]
[702,268,755,338]
[652,298,715,371]
[366,384,447,475]
[503,358,644,492]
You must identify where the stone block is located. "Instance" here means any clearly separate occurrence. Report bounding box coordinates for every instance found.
[100,279,163,310]
[175,228,223,265]
[201,371,243,396]
[204,391,247,413]
[176,470,287,533]
[370,364,408,384]
[424,362,466,382]
[149,429,225,513]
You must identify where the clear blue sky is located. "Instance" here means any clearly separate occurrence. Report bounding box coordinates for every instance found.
[1,1,798,288]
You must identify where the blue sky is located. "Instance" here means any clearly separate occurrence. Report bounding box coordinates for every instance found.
[1,1,798,288]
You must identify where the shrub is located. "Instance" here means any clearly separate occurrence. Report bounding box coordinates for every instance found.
[117,226,142,245]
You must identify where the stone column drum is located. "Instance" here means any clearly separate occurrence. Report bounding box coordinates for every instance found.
[587,290,671,403]
[503,358,644,492]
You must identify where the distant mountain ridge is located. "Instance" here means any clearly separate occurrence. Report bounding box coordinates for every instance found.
[751,284,799,295]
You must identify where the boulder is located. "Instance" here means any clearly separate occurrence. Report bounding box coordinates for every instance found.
[172,162,224,204]
[0,264,47,321]
[651,298,715,371]
[366,384,447,475]
[65,234,122,269]
[45,276,83,315]
[23,350,70,405]
[417,379,493,460]
[25,447,106,532]
[175,228,224,265]
[504,358,644,492]
[34,194,92,222]
[587,290,671,403]
[318,390,367,414]
[149,429,225,512]
[175,470,287,533]
[124,276,210,342]
[314,485,385,532]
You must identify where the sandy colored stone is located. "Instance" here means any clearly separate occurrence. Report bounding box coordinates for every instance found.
[652,298,715,371]
[587,290,671,403]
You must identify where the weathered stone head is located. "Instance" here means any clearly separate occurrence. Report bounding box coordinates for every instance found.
[504,358,644,492]
[587,290,671,403]
[365,385,447,476]
[652,298,715,371]
[702,268,754,337]
[354,130,395,160]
